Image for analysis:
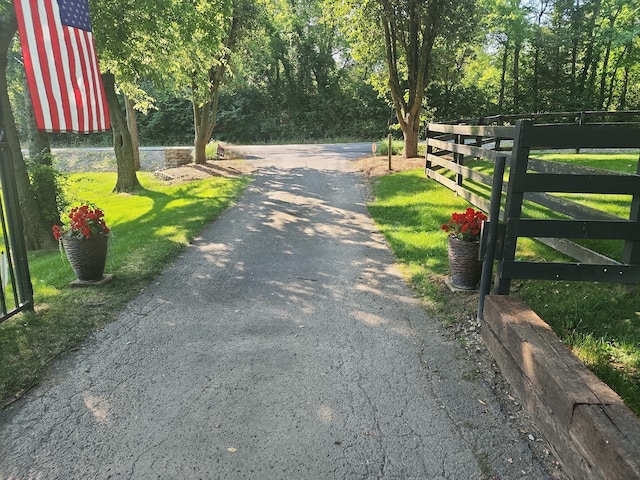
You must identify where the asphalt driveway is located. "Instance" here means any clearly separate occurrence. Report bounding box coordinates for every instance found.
[0,144,553,479]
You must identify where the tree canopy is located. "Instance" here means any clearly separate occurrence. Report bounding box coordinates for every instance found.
[5,0,640,152]
[3,0,640,248]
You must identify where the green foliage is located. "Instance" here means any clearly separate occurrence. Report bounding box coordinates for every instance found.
[0,172,250,404]
[368,168,640,416]
[26,158,68,224]
[136,84,194,145]
[376,138,426,156]
[162,0,232,104]
[377,138,403,156]
[11,0,640,148]
[213,0,391,143]
[25,151,69,225]
[425,83,497,121]
[474,0,640,114]
[6,33,27,140]
[204,141,226,159]
[216,81,389,143]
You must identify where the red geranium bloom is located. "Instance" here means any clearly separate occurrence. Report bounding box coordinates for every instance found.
[441,208,487,242]
[51,204,111,241]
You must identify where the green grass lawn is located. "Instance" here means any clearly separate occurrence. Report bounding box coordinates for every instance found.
[0,172,250,405]
[534,151,639,174]
[367,168,640,416]
[3,153,639,416]
[459,153,636,261]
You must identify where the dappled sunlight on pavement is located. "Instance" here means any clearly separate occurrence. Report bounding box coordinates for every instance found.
[0,144,555,479]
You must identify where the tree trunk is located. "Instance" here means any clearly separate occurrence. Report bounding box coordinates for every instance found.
[23,73,61,228]
[0,11,55,250]
[532,42,540,111]
[402,116,420,158]
[379,0,442,160]
[531,2,548,112]
[498,41,508,111]
[577,0,602,99]
[102,73,140,192]
[604,43,626,110]
[193,100,211,165]
[513,41,521,109]
[193,128,207,165]
[597,40,612,110]
[570,38,578,100]
[124,96,140,171]
[618,64,629,110]
[569,0,580,101]
[192,64,224,165]
[617,44,632,110]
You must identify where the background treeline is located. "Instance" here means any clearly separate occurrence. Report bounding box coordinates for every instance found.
[11,0,640,146]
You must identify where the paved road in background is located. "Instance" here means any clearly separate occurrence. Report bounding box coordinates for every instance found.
[1,144,551,479]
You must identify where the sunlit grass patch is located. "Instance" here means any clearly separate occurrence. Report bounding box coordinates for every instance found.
[0,172,250,405]
[368,168,640,415]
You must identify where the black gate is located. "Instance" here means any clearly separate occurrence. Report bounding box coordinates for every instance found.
[0,126,34,322]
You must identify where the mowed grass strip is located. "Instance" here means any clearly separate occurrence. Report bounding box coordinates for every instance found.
[0,172,250,405]
[368,168,640,416]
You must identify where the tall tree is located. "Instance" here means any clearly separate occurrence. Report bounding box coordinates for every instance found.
[531,0,551,112]
[334,0,475,157]
[88,0,169,192]
[165,0,255,164]
[210,0,389,143]
[481,0,529,112]
[379,0,445,157]
[101,72,139,191]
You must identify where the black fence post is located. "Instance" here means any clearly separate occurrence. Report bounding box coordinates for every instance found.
[455,126,464,187]
[623,155,640,265]
[478,154,506,322]
[493,120,532,295]
[576,111,586,154]
[425,124,433,173]
[495,116,503,151]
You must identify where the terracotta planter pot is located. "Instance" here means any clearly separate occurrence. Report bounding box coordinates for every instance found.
[62,235,108,282]
[447,236,482,290]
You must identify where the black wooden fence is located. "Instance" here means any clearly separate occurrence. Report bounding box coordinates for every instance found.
[446,110,640,128]
[424,119,640,319]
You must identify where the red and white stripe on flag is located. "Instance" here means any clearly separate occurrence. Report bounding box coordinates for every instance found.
[13,0,110,133]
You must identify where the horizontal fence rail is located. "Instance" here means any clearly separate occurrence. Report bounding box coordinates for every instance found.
[447,110,640,126]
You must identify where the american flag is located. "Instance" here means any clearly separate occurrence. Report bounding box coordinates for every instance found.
[13,0,110,133]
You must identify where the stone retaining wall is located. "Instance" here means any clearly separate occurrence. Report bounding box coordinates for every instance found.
[48,147,191,172]
[163,147,193,168]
